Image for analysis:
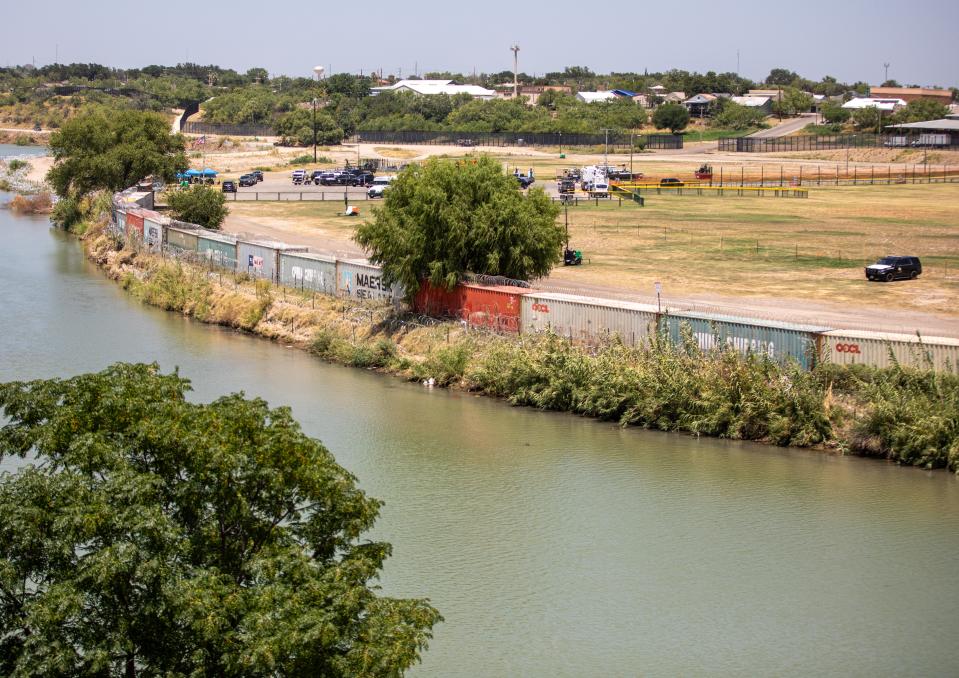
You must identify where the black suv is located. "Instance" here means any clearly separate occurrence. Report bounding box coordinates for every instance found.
[865,256,922,282]
[221,181,237,193]
[238,174,257,187]
[660,177,684,187]
[250,170,264,182]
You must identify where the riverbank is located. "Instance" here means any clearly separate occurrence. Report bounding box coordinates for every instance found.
[80,219,959,471]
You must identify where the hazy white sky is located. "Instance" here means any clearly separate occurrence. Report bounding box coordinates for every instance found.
[3,0,956,87]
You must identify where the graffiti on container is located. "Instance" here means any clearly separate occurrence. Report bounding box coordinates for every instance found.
[695,332,775,358]
[248,255,264,272]
[342,271,391,299]
[292,266,324,287]
[531,302,550,313]
[835,343,861,354]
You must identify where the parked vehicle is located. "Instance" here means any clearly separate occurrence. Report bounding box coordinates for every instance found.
[588,181,609,198]
[514,174,535,189]
[291,170,307,185]
[660,178,684,187]
[865,256,922,282]
[911,134,950,148]
[347,170,375,186]
[557,178,576,194]
[694,164,713,180]
[367,175,396,198]
[239,174,257,187]
[251,170,264,182]
[563,248,583,266]
[884,136,909,147]
[221,181,237,193]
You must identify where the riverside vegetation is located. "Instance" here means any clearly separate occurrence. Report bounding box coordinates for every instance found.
[75,207,959,472]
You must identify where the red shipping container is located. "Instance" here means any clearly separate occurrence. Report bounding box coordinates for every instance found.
[459,283,534,333]
[125,210,144,239]
[413,279,464,317]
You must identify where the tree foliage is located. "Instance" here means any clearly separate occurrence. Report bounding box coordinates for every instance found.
[888,99,949,125]
[354,156,563,296]
[274,108,345,146]
[771,87,814,117]
[47,109,186,197]
[820,100,851,124]
[167,184,229,229]
[0,363,441,677]
[710,101,768,130]
[652,102,690,133]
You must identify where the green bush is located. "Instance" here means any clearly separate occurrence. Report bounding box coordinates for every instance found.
[6,158,28,172]
[167,184,229,229]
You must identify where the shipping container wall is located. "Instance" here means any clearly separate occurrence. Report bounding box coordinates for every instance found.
[820,331,959,372]
[125,211,144,240]
[116,209,127,234]
[412,280,465,317]
[336,260,404,302]
[237,241,281,281]
[521,292,659,346]
[197,234,238,270]
[279,252,337,294]
[460,284,531,332]
[143,218,164,247]
[662,313,825,370]
[165,226,199,252]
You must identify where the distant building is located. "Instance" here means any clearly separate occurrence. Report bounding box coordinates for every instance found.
[663,91,686,103]
[684,93,718,117]
[496,85,571,105]
[730,96,773,114]
[576,91,618,103]
[842,97,906,112]
[869,87,952,105]
[370,79,496,100]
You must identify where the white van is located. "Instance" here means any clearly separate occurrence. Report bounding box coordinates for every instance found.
[367,175,397,198]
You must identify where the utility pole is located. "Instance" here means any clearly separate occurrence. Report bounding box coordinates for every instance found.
[883,62,890,83]
[511,44,520,98]
[736,49,740,76]
[601,128,613,172]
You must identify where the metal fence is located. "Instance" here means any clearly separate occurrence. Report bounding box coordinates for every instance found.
[719,134,959,152]
[182,121,276,137]
[353,130,683,149]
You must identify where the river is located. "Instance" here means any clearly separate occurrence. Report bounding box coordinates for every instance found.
[1,204,958,677]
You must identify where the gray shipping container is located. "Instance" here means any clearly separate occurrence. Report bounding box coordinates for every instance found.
[662,312,829,370]
[279,252,337,294]
[116,209,127,234]
[143,217,165,247]
[336,259,404,302]
[237,240,309,282]
[820,329,959,372]
[521,292,659,346]
[197,232,238,269]
[165,226,200,252]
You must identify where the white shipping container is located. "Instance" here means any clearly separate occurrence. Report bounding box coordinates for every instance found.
[521,292,659,346]
[237,240,308,282]
[336,259,403,302]
[143,217,165,247]
[821,330,959,372]
[279,252,337,294]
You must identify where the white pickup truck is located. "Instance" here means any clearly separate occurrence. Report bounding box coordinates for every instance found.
[367,175,396,198]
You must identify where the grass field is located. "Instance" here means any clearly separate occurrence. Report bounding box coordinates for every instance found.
[229,182,959,317]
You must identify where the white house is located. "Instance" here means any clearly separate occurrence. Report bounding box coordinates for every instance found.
[842,97,906,112]
[576,91,618,103]
[370,79,497,100]
[730,95,773,114]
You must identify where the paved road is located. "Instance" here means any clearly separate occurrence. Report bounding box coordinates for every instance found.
[748,113,818,138]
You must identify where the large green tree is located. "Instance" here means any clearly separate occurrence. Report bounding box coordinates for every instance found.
[167,184,229,229]
[0,363,441,677]
[47,109,187,197]
[652,102,690,133]
[355,156,563,295]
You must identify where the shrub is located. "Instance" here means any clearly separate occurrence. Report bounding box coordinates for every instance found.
[167,184,229,229]
[652,103,690,133]
[7,158,29,172]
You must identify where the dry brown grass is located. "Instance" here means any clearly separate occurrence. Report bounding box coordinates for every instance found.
[548,183,959,315]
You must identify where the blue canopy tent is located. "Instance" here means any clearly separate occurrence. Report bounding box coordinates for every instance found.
[177,168,218,184]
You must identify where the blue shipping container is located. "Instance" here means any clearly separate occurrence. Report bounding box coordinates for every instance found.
[661,312,830,370]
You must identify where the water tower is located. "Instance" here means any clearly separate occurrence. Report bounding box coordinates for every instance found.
[313,65,326,81]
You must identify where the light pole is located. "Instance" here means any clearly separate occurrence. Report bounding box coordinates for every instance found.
[312,97,317,163]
